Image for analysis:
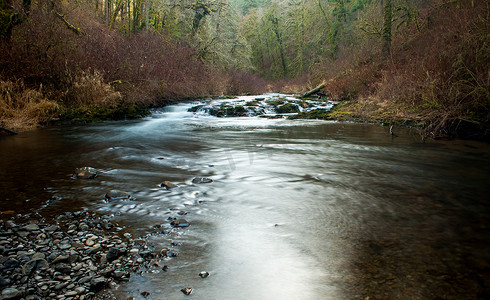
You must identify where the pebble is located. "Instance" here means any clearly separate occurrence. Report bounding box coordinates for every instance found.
[160,181,178,189]
[199,271,210,278]
[1,287,22,299]
[192,177,213,184]
[181,287,193,295]
[24,223,40,231]
[0,212,167,299]
[105,190,131,201]
[170,219,190,228]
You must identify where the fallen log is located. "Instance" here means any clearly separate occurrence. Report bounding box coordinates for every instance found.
[301,82,326,98]
[0,126,18,136]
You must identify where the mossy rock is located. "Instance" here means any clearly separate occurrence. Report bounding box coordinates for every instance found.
[275,103,300,114]
[225,105,247,116]
[245,101,259,106]
[288,108,332,120]
[209,105,247,117]
[188,105,205,112]
[266,99,286,107]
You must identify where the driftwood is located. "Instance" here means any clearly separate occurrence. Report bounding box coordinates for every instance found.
[0,126,18,136]
[301,82,326,98]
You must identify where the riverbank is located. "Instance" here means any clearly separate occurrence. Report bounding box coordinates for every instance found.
[0,209,183,299]
[289,98,490,141]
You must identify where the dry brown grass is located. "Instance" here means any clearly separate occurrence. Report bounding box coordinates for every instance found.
[0,80,59,131]
[64,70,122,109]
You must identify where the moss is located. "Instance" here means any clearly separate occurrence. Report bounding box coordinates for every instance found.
[275,103,300,114]
[208,104,248,117]
[188,105,204,112]
[60,103,150,123]
[288,108,332,120]
[245,101,259,106]
[266,98,286,107]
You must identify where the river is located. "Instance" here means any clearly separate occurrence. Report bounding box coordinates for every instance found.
[1,95,490,299]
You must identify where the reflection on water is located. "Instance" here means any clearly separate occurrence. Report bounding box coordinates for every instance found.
[1,98,490,299]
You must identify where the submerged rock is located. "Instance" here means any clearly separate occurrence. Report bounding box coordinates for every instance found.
[192,177,213,184]
[170,219,190,228]
[74,167,98,179]
[105,190,131,201]
[160,181,178,189]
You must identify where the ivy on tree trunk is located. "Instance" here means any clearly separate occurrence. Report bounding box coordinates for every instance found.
[382,0,393,57]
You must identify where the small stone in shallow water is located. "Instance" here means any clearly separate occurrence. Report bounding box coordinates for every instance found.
[191,177,213,184]
[160,181,178,189]
[199,271,210,278]
[74,167,98,179]
[105,190,131,201]
[141,291,150,297]
[170,219,190,228]
[181,287,192,295]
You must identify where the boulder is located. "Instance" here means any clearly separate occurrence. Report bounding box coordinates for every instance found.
[275,103,300,114]
[105,190,131,201]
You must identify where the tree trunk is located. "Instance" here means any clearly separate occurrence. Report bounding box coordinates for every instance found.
[144,0,149,31]
[301,82,326,98]
[104,0,109,26]
[382,0,393,57]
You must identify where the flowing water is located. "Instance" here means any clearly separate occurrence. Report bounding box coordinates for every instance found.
[1,95,490,299]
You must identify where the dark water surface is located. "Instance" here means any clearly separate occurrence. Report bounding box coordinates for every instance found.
[1,98,490,299]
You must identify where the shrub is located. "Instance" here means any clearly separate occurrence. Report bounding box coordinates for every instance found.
[0,80,58,130]
[64,70,122,109]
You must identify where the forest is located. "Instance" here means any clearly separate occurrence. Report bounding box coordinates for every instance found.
[0,0,488,139]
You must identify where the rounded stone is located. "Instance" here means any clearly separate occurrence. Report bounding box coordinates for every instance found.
[105,190,131,201]
[1,288,22,299]
[192,177,213,184]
